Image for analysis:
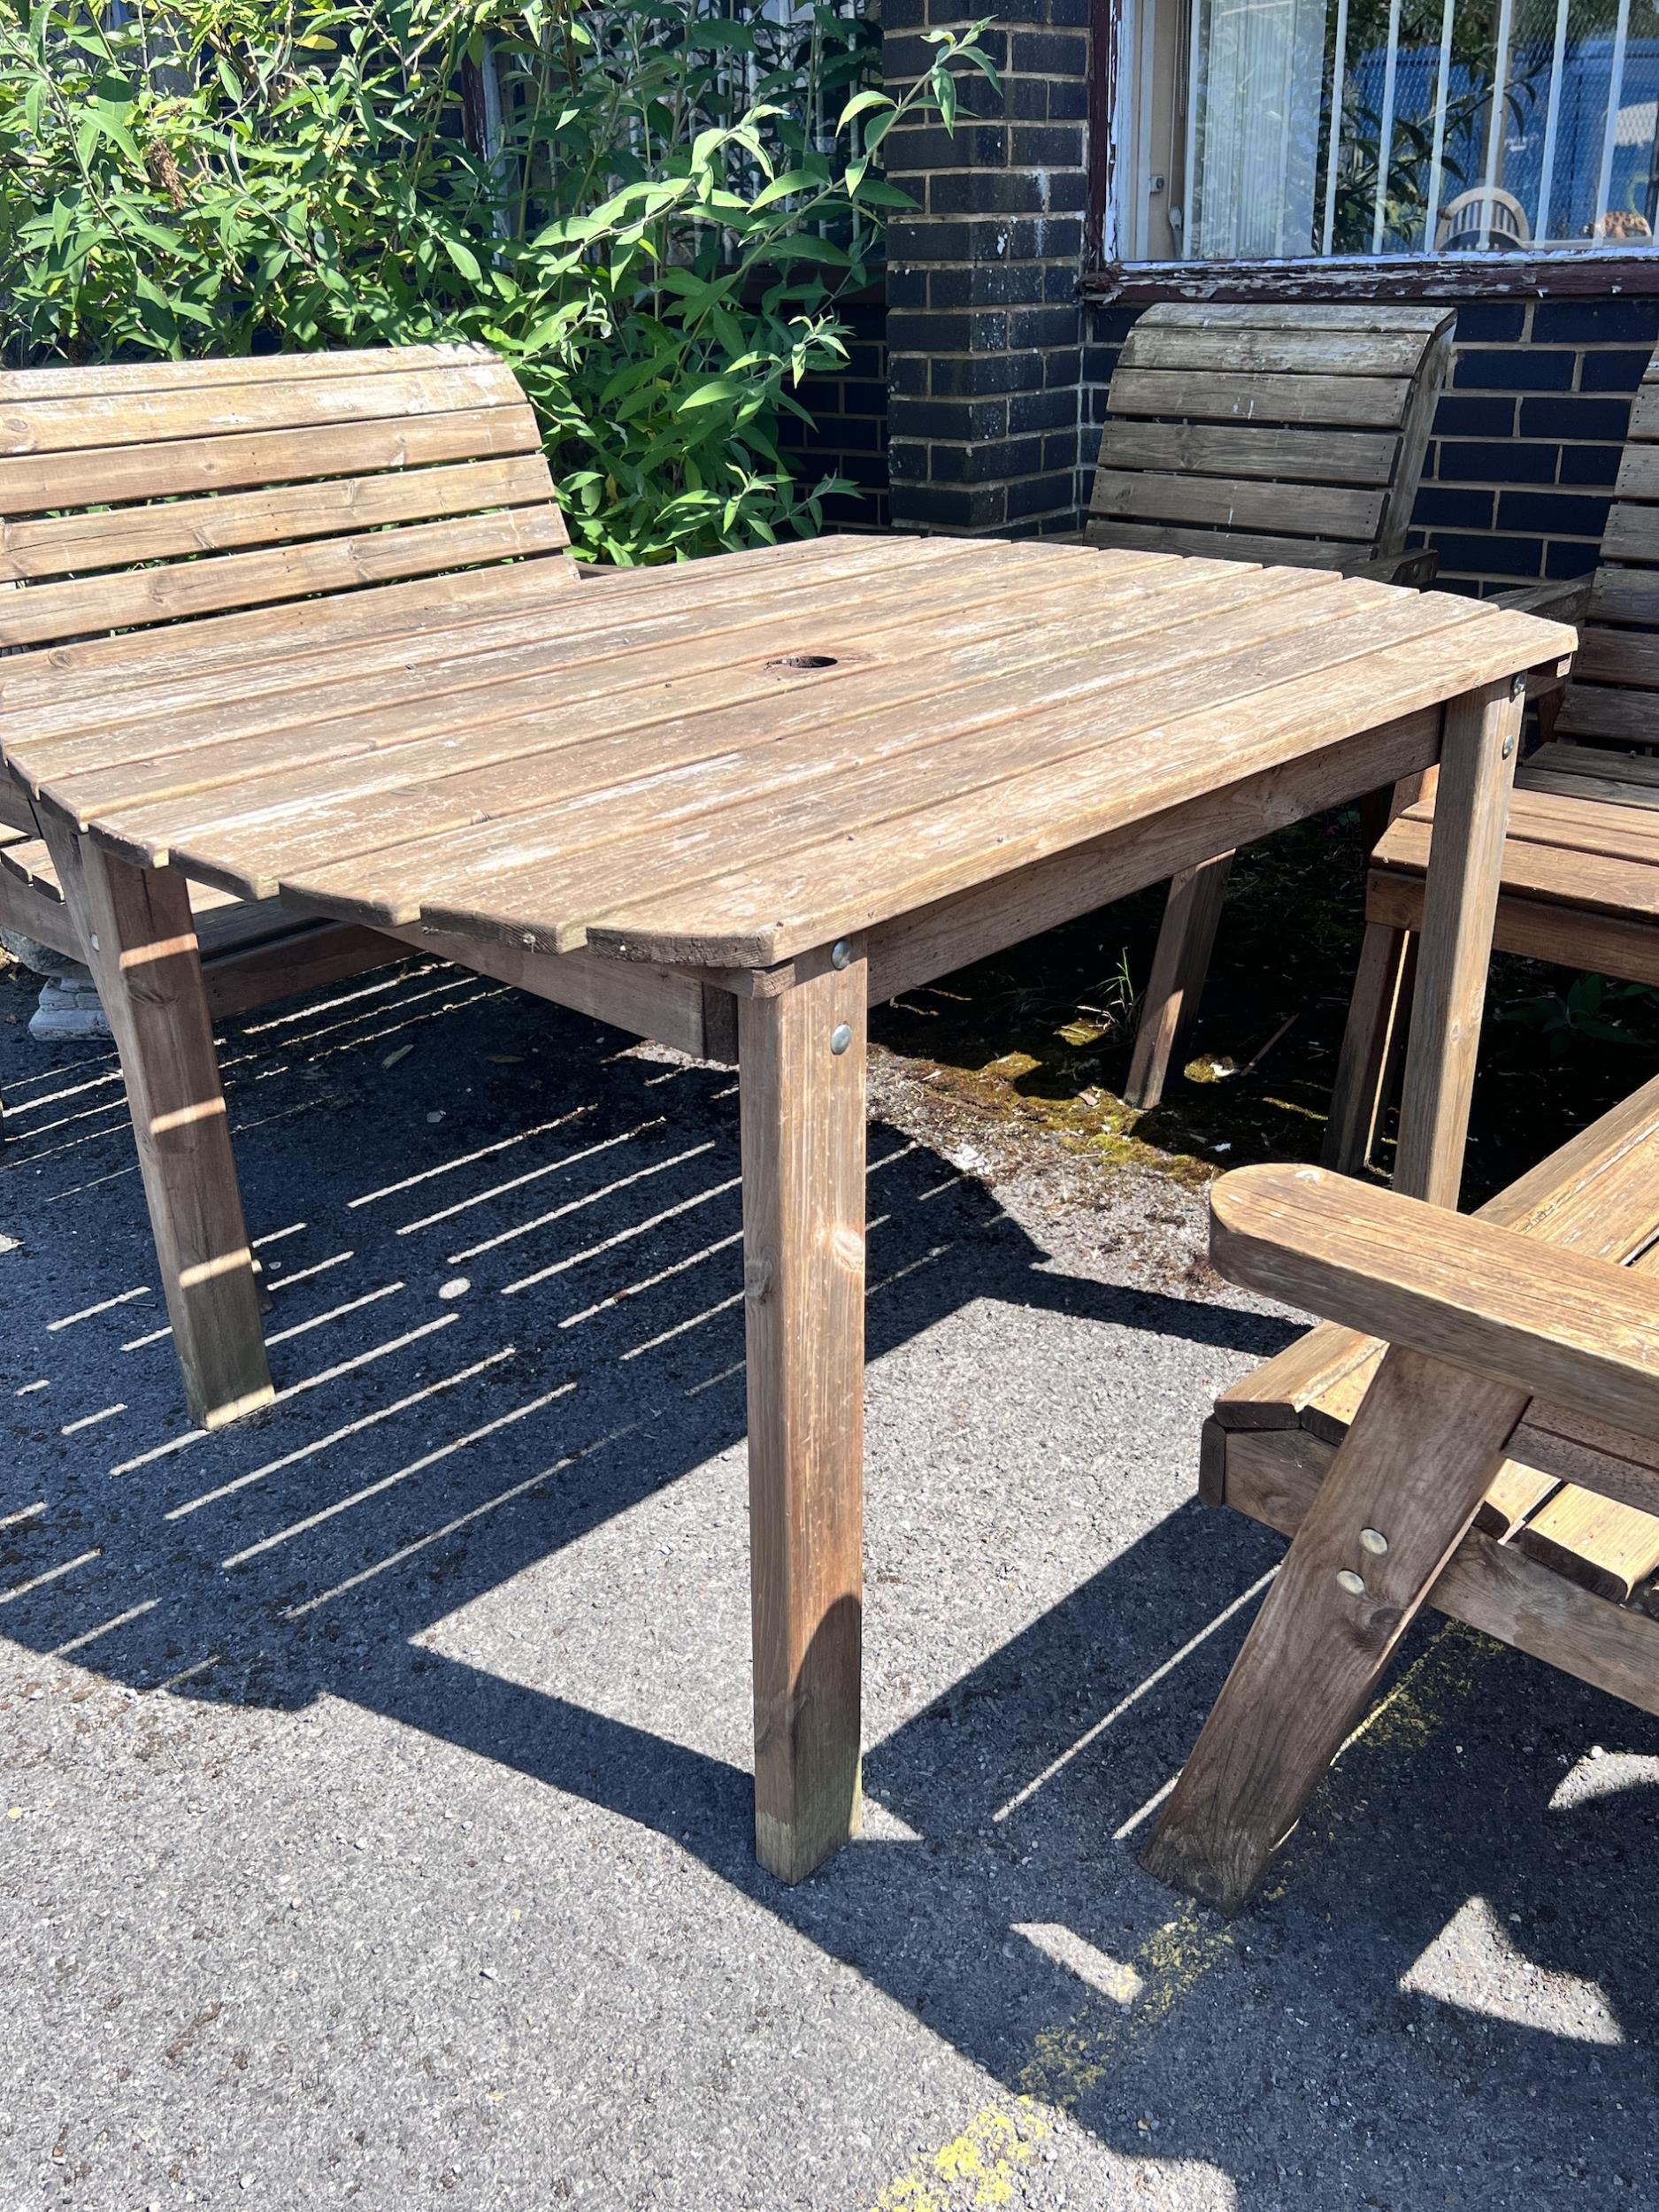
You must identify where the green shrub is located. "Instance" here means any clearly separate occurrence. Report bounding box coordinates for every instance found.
[0,0,995,561]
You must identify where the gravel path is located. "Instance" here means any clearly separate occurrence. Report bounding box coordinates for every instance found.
[1,950,1653,2211]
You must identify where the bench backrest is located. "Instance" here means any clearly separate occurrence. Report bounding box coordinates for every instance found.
[1086,303,1455,572]
[1555,349,1659,751]
[0,343,572,653]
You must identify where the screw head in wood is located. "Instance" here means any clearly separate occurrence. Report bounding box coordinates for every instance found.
[830,939,854,970]
[829,1023,854,1056]
[1509,671,1526,698]
[1502,734,1517,759]
[1336,1569,1366,1596]
[1359,1527,1389,1555]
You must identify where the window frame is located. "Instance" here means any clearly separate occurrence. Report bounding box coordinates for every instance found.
[1083,0,1659,299]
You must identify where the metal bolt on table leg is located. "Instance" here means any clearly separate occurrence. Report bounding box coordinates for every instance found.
[1359,1527,1389,1555]
[830,939,854,971]
[1335,1569,1366,1596]
[829,1023,854,1056]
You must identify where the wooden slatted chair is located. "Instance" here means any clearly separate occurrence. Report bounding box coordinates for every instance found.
[1083,303,1456,1113]
[1142,1077,1659,1913]
[1325,347,1659,1174]
[0,341,577,1058]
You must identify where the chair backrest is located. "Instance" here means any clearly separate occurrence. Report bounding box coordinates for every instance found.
[0,343,572,653]
[1554,348,1659,751]
[1086,303,1455,572]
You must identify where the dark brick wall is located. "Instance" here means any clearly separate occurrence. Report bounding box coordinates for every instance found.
[781,291,891,532]
[1085,294,1659,592]
[879,2,1092,533]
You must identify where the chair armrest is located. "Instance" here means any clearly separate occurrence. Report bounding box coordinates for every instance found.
[1210,1164,1659,1448]
[1491,578,1593,625]
[1344,549,1440,588]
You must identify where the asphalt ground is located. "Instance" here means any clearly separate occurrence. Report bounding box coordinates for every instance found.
[0,947,1654,2212]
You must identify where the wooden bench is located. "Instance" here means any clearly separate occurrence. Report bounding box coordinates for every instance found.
[0,341,580,1046]
[1079,303,1456,1112]
[1326,348,1659,1172]
[0,342,584,1410]
[1143,1072,1659,1912]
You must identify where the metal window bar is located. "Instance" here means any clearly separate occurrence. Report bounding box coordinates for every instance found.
[1319,0,1351,254]
[1533,0,1573,243]
[1594,0,1634,235]
[1478,0,1516,248]
[1419,0,1456,251]
[1182,0,1204,254]
[1370,0,1403,250]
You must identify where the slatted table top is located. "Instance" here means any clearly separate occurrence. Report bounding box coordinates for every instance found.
[0,535,1575,972]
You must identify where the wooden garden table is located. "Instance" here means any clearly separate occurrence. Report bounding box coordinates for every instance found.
[1,534,1573,1881]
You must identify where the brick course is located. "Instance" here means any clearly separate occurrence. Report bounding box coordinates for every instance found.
[880,0,1089,534]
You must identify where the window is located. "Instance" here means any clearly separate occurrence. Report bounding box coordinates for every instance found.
[1113,0,1659,265]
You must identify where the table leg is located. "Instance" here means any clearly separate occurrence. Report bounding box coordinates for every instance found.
[1125,853,1234,1112]
[42,825,273,1430]
[738,951,866,1883]
[1391,679,1522,1209]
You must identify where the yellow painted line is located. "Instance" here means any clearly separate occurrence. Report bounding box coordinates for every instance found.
[865,1617,1496,2206]
[870,2101,1051,2211]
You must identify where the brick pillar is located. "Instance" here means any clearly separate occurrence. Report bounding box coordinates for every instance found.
[881,6,1091,534]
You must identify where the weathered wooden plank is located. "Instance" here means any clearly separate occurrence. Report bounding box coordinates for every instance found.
[0,559,575,710]
[739,954,867,1882]
[1106,368,1412,430]
[1392,680,1521,1208]
[378,922,732,1062]
[1089,469,1383,543]
[1211,1163,1659,1451]
[89,559,1290,886]
[1123,855,1234,1110]
[1555,683,1659,746]
[0,532,970,750]
[1146,303,1454,335]
[1144,1344,1525,1912]
[571,604,1565,967]
[0,508,572,649]
[0,342,492,402]
[1119,325,1428,380]
[273,570,1358,932]
[1374,818,1659,920]
[857,706,1446,1010]
[1321,918,1414,1177]
[0,454,556,582]
[1096,419,1399,487]
[1217,1425,1659,1722]
[38,826,273,1429]
[1084,517,1353,566]
[0,404,545,519]
[1586,565,1659,626]
[26,547,1146,837]
[0,359,523,457]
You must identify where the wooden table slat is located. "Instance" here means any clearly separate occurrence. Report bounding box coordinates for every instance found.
[84,559,1310,882]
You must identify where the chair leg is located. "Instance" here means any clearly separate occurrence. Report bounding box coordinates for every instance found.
[1125,854,1234,1111]
[41,825,273,1430]
[1322,918,1416,1176]
[738,950,867,1883]
[1142,1346,1524,1914]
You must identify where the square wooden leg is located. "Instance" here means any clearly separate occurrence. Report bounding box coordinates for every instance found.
[1391,680,1522,1208]
[1125,853,1234,1112]
[1321,920,1415,1177]
[738,951,867,1883]
[42,826,273,1430]
[1143,1346,1524,1913]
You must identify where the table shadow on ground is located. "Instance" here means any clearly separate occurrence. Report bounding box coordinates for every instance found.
[1,953,1653,2208]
